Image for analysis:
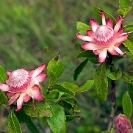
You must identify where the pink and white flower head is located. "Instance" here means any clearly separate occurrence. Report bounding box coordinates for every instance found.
[113,115,133,133]
[76,12,129,63]
[0,63,47,111]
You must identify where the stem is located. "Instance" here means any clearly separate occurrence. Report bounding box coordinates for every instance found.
[107,53,116,131]
[107,80,116,131]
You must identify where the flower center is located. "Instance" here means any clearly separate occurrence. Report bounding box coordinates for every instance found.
[8,69,30,92]
[94,25,114,46]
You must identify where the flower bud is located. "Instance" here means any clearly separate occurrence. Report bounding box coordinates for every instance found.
[113,115,133,133]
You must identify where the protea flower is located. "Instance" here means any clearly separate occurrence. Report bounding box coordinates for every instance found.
[113,115,133,133]
[0,63,47,111]
[76,12,129,63]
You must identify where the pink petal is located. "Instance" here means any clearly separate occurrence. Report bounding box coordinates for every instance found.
[108,47,119,55]
[93,49,102,55]
[7,93,20,106]
[76,33,93,41]
[23,94,31,102]
[6,92,14,97]
[32,63,46,78]
[6,70,12,76]
[106,18,113,28]
[35,72,47,83]
[16,96,24,111]
[29,87,44,101]
[116,33,129,44]
[117,28,123,35]
[29,69,34,75]
[113,47,125,55]
[100,12,106,25]
[32,85,39,90]
[114,15,123,32]
[86,30,94,37]
[0,84,9,91]
[81,42,99,50]
[90,19,99,32]
[98,50,107,63]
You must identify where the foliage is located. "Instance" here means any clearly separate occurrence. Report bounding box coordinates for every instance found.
[0,0,133,133]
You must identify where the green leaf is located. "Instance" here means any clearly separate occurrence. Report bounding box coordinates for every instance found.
[76,50,98,63]
[66,115,80,122]
[105,12,116,24]
[61,82,79,93]
[107,67,122,80]
[47,90,60,99]
[118,0,132,17]
[74,59,88,80]
[119,0,131,8]
[110,128,114,133]
[47,55,64,85]
[77,80,94,92]
[101,131,109,133]
[51,84,74,95]
[0,90,8,104]
[76,21,91,35]
[93,5,102,24]
[118,7,132,17]
[15,109,41,133]
[59,100,72,109]
[48,70,57,86]
[47,102,66,133]
[128,84,133,98]
[24,100,52,117]
[8,110,22,133]
[122,72,133,84]
[0,65,7,82]
[122,91,132,119]
[112,55,123,62]
[125,51,133,58]
[93,6,116,24]
[94,63,108,102]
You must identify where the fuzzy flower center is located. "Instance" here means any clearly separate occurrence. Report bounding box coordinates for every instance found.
[8,69,30,91]
[94,25,114,46]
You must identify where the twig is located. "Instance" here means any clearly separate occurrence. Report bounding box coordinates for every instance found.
[123,70,133,73]
[107,53,116,131]
[107,80,116,131]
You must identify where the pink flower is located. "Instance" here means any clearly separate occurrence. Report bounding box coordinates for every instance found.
[76,12,129,63]
[113,115,133,133]
[0,63,47,111]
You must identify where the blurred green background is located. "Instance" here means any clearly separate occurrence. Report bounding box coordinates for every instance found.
[0,0,132,133]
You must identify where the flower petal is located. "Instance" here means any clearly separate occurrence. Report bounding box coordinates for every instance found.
[113,47,125,55]
[7,93,20,106]
[16,94,24,111]
[116,33,129,44]
[35,72,47,83]
[76,33,93,41]
[0,84,9,91]
[100,12,106,25]
[82,42,99,50]
[6,70,12,76]
[23,94,31,102]
[106,18,113,28]
[98,50,107,63]
[114,15,123,32]
[86,30,94,37]
[117,28,123,35]
[108,47,119,55]
[93,49,103,55]
[6,92,15,97]
[90,19,99,32]
[32,63,46,78]
[29,86,44,101]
